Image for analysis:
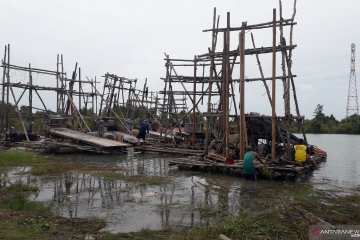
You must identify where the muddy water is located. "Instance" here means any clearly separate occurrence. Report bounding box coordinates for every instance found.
[305,134,360,190]
[2,134,360,233]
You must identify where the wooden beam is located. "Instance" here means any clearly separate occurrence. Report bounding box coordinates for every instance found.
[271,8,277,160]
[239,24,246,159]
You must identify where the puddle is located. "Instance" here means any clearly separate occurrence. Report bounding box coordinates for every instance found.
[1,144,359,233]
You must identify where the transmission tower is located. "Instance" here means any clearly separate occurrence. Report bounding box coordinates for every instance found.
[346,43,359,119]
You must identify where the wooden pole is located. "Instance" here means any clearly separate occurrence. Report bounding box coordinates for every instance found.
[56,54,59,113]
[6,44,10,108]
[28,63,33,118]
[5,44,10,131]
[204,8,218,156]
[2,45,7,104]
[250,33,272,106]
[78,67,81,112]
[192,55,197,145]
[224,12,230,158]
[160,54,170,139]
[34,89,48,112]
[271,8,277,160]
[9,86,29,141]
[239,24,246,159]
[61,55,65,113]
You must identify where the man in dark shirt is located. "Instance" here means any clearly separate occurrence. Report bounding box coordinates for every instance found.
[137,120,149,145]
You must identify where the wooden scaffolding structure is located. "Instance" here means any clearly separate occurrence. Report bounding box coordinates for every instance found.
[160,1,306,160]
[0,45,99,136]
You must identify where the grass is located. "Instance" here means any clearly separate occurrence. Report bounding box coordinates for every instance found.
[0,181,106,240]
[1,150,359,239]
[100,172,169,186]
[0,151,51,167]
[97,212,305,240]
[0,150,124,178]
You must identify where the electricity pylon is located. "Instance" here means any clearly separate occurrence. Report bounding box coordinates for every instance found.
[346,43,359,120]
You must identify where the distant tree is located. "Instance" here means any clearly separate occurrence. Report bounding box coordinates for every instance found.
[329,114,336,121]
[313,104,325,120]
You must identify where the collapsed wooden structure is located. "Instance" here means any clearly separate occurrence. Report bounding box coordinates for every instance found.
[159,2,307,159]
[0,1,327,180]
[159,2,327,180]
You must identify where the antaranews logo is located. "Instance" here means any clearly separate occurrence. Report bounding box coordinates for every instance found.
[310,226,321,237]
[309,225,360,240]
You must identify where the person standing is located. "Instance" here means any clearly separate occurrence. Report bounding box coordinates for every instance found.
[137,120,149,145]
[27,122,34,134]
[242,146,266,181]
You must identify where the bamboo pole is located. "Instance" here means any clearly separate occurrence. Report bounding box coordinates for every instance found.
[271,8,277,160]
[2,45,7,104]
[56,54,60,113]
[279,0,292,160]
[61,55,65,113]
[192,55,197,145]
[203,17,296,32]
[239,25,246,159]
[28,63,33,117]
[9,86,29,141]
[5,44,10,131]
[78,67,81,112]
[224,12,230,158]
[34,89,48,111]
[204,7,218,156]
[250,33,272,105]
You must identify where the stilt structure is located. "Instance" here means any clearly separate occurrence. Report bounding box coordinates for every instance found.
[0,46,99,135]
[161,1,306,161]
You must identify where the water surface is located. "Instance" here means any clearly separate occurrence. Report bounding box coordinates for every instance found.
[2,134,359,232]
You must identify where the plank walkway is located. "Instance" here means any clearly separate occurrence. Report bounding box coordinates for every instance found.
[136,145,203,156]
[50,128,131,148]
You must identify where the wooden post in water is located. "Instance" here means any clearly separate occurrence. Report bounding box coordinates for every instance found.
[223,12,230,158]
[204,7,218,156]
[271,8,277,160]
[239,24,246,159]
[192,55,197,145]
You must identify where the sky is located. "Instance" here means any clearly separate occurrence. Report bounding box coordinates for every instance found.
[0,0,359,120]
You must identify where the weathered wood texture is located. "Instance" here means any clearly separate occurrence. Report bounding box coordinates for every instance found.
[50,128,130,148]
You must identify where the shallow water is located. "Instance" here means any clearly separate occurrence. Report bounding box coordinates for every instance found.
[2,134,359,233]
[305,134,360,190]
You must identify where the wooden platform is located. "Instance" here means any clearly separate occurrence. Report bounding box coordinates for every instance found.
[136,145,203,156]
[168,155,327,181]
[49,128,131,149]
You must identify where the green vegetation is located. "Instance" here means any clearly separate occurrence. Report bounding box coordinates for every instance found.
[100,171,169,186]
[0,151,124,177]
[291,104,360,134]
[0,181,106,240]
[0,151,359,239]
[0,181,146,239]
[0,151,52,172]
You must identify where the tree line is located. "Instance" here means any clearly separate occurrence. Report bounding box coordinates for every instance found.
[291,104,360,134]
[1,102,360,134]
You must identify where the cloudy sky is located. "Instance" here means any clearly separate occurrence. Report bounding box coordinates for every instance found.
[1,0,359,120]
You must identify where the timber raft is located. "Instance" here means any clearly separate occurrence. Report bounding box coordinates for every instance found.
[168,155,327,181]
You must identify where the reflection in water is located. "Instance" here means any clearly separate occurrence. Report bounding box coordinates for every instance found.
[1,134,359,232]
[19,154,246,232]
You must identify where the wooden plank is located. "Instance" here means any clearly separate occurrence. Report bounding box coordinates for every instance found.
[50,128,131,148]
